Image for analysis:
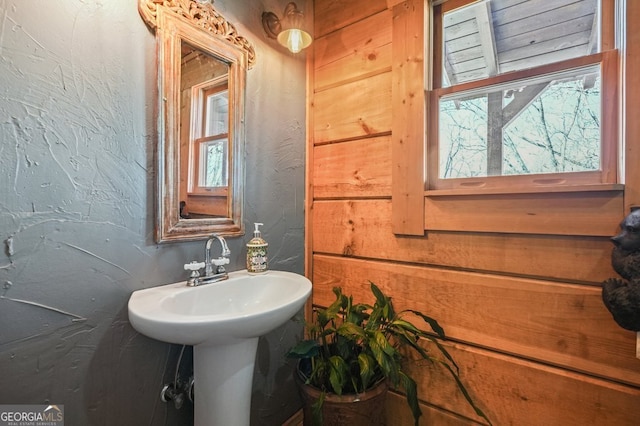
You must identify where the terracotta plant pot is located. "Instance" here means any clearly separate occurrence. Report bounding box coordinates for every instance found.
[295,370,388,426]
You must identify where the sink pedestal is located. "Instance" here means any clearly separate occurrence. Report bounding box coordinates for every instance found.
[194,338,259,426]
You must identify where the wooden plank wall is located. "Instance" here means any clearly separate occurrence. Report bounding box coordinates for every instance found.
[308,0,640,424]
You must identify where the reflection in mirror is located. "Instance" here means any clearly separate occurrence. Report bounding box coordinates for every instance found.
[179,41,230,219]
[138,0,256,242]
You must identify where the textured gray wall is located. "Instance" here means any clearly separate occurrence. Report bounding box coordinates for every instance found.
[0,0,307,424]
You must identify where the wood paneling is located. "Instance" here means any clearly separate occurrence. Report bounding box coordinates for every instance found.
[314,0,388,38]
[407,342,640,426]
[313,71,392,144]
[312,199,615,283]
[308,0,640,423]
[391,0,427,235]
[312,255,640,386]
[386,391,476,425]
[388,346,640,426]
[315,47,391,92]
[184,195,227,217]
[624,1,640,209]
[314,10,391,91]
[425,190,624,236]
[313,136,392,198]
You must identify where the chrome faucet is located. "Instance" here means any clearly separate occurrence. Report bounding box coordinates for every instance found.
[184,234,230,286]
[205,234,231,276]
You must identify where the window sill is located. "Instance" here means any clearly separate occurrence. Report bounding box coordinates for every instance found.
[425,183,624,197]
[188,188,228,197]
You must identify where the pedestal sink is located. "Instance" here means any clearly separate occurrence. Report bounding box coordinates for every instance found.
[128,270,312,426]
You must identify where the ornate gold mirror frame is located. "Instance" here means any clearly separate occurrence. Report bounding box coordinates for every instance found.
[139,0,256,243]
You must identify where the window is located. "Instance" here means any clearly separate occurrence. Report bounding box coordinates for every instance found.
[428,0,618,192]
[189,78,229,195]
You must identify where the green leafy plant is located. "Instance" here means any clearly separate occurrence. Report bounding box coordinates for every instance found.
[288,282,491,426]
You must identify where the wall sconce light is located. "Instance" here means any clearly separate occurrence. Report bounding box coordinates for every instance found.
[262,2,312,54]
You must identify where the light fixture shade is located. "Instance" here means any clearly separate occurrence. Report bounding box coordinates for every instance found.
[277,28,312,53]
[276,2,312,53]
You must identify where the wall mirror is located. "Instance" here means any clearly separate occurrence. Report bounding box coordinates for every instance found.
[139,0,256,242]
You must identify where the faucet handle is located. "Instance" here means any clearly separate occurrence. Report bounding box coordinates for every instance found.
[184,261,205,271]
[184,261,205,287]
[212,257,229,275]
[211,257,230,266]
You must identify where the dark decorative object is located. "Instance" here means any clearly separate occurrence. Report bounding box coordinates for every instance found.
[602,208,640,331]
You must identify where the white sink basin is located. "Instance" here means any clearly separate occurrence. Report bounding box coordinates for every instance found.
[128,269,312,426]
[128,269,311,346]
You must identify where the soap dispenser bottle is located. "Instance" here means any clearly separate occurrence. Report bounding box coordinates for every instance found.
[247,222,268,274]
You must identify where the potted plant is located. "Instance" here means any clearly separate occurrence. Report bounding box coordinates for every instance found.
[287,282,491,426]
